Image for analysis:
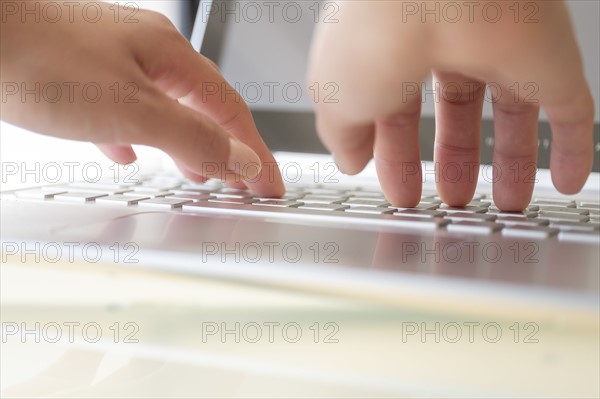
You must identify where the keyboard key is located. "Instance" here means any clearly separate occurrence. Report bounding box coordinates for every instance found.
[15,189,67,200]
[536,212,590,223]
[558,230,600,244]
[67,181,137,190]
[342,199,390,208]
[478,197,494,204]
[301,195,347,204]
[531,199,576,208]
[550,221,600,232]
[54,192,108,203]
[344,191,385,199]
[447,221,504,234]
[417,203,441,210]
[255,193,302,201]
[220,188,251,195]
[394,209,446,218]
[138,198,193,209]
[502,225,559,239]
[487,210,538,218]
[281,193,304,200]
[210,192,252,199]
[466,201,491,208]
[538,207,589,215]
[298,203,348,211]
[579,202,600,209]
[170,189,212,195]
[60,185,132,195]
[439,205,488,214]
[444,213,497,222]
[208,198,256,205]
[345,207,395,215]
[496,217,549,227]
[167,193,212,202]
[489,205,538,213]
[393,203,440,211]
[254,200,302,208]
[306,188,348,196]
[128,190,173,198]
[181,182,221,191]
[96,195,150,206]
[284,186,309,193]
[418,198,443,205]
[175,188,214,195]
[138,183,181,191]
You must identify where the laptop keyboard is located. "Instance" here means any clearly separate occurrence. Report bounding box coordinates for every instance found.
[3,176,599,244]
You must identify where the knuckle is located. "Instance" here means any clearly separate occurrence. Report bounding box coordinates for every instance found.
[435,141,479,156]
[494,100,538,117]
[217,104,250,133]
[378,108,421,129]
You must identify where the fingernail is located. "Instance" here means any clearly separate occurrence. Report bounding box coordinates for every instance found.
[227,137,262,180]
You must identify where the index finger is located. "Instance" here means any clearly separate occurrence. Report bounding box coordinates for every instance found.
[135,25,284,197]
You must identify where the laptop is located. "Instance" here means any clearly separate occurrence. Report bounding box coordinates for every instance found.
[1,1,599,396]
[1,0,599,331]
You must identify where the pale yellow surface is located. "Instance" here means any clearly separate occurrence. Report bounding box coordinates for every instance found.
[1,259,598,398]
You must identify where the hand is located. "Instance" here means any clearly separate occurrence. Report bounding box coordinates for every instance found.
[0,0,284,196]
[308,0,594,210]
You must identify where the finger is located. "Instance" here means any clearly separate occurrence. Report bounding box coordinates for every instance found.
[133,24,284,197]
[307,1,430,177]
[316,114,375,175]
[128,83,262,183]
[95,144,137,165]
[224,178,248,190]
[542,75,594,195]
[174,160,208,184]
[433,72,486,206]
[175,160,247,189]
[487,1,595,194]
[536,3,594,194]
[491,93,540,211]
[374,93,423,208]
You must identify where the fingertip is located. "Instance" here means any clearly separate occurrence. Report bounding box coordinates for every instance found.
[544,82,595,195]
[175,162,208,184]
[333,151,372,176]
[375,160,422,208]
[551,170,590,196]
[550,148,593,195]
[246,168,286,198]
[437,189,475,208]
[227,137,262,180]
[96,144,137,165]
[492,189,532,212]
[315,115,375,176]
[552,176,586,195]
[386,194,421,209]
